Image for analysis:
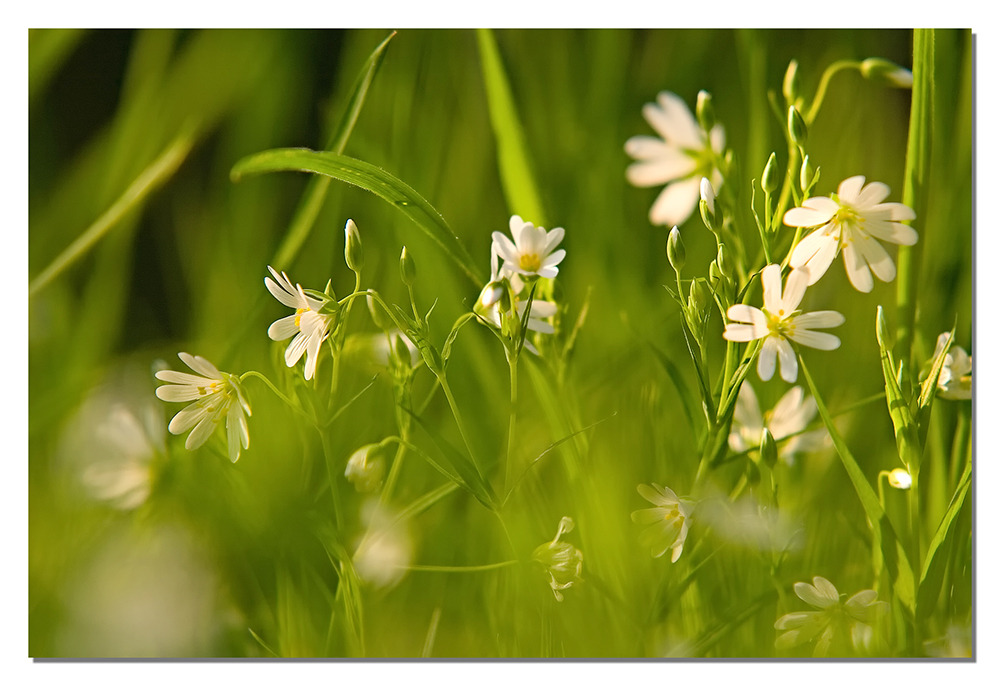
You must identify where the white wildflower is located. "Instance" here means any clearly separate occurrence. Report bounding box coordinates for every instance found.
[775,576,889,656]
[492,215,566,279]
[345,444,386,494]
[631,483,694,563]
[783,175,917,292]
[933,332,972,400]
[729,383,828,464]
[532,516,583,601]
[154,353,251,463]
[625,91,725,227]
[723,264,844,383]
[265,265,336,381]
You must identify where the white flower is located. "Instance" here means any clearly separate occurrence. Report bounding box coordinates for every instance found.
[353,500,413,590]
[784,175,917,292]
[532,516,583,601]
[729,383,828,464]
[492,215,566,279]
[625,91,725,227]
[887,468,912,490]
[775,576,889,656]
[723,264,845,383]
[154,353,251,463]
[933,332,972,400]
[265,265,335,381]
[700,177,716,217]
[478,242,558,354]
[631,483,694,563]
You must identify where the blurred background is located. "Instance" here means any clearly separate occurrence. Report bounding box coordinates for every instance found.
[28,29,972,657]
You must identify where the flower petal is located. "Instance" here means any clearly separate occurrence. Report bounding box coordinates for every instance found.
[842,242,874,292]
[168,401,210,434]
[155,370,210,386]
[862,219,918,246]
[637,482,679,507]
[186,412,218,451]
[542,248,566,268]
[790,230,839,285]
[178,352,221,379]
[491,231,519,263]
[648,176,702,227]
[726,304,766,327]
[625,151,696,187]
[544,228,565,254]
[757,336,778,381]
[867,202,916,222]
[724,323,766,342]
[733,382,763,432]
[761,264,783,313]
[784,206,835,228]
[284,331,310,368]
[631,507,668,525]
[780,267,810,313]
[777,338,798,383]
[837,175,866,203]
[623,135,670,160]
[265,270,302,309]
[268,314,300,341]
[854,181,891,208]
[793,311,845,329]
[788,329,841,351]
[226,405,242,462]
[156,385,208,403]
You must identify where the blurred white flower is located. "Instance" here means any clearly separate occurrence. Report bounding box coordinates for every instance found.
[775,576,889,656]
[372,329,422,369]
[625,91,725,227]
[492,215,566,279]
[729,383,828,464]
[353,501,413,590]
[784,175,917,292]
[698,494,802,553]
[723,264,844,383]
[932,332,972,400]
[345,444,386,493]
[265,265,335,380]
[154,352,251,463]
[532,516,583,601]
[887,468,912,490]
[631,483,694,562]
[923,623,972,658]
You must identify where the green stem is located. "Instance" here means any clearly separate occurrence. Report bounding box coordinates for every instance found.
[504,354,518,497]
[438,374,484,476]
[804,59,861,125]
[403,560,518,573]
[240,371,312,422]
[319,427,343,530]
[948,404,971,491]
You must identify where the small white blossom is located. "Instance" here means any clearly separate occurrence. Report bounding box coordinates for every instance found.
[353,500,413,590]
[933,332,972,400]
[700,177,716,217]
[491,215,566,279]
[775,576,889,656]
[154,353,251,463]
[478,242,558,354]
[345,444,386,493]
[625,91,725,227]
[887,468,912,490]
[783,175,917,292]
[729,383,828,464]
[631,483,694,562]
[532,516,583,601]
[265,266,335,381]
[723,264,844,383]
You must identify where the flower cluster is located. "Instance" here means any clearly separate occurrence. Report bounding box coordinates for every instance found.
[775,576,889,656]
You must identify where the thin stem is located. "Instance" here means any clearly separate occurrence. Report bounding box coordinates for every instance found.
[240,371,312,422]
[381,432,410,505]
[804,59,861,125]
[438,374,484,476]
[401,560,518,573]
[318,427,343,530]
[949,404,971,491]
[504,354,518,497]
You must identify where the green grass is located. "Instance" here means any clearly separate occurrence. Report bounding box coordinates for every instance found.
[28,28,972,658]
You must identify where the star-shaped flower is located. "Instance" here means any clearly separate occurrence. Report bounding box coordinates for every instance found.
[932,332,972,400]
[154,352,251,463]
[631,483,694,562]
[775,576,889,656]
[491,215,565,279]
[729,383,828,464]
[723,264,844,383]
[784,175,917,292]
[625,91,726,227]
[265,266,336,381]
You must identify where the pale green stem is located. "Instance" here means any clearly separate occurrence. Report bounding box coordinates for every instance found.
[504,353,518,497]
[401,560,518,573]
[319,427,343,530]
[804,59,861,125]
[949,404,971,491]
[240,371,312,423]
[438,374,484,477]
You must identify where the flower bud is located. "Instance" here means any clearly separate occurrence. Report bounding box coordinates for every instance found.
[700,177,716,217]
[760,427,778,469]
[782,59,800,104]
[689,278,711,313]
[876,305,894,350]
[788,106,807,147]
[860,57,913,89]
[532,516,583,602]
[666,226,686,272]
[344,219,364,273]
[399,246,416,286]
[367,294,394,331]
[762,152,779,194]
[345,444,385,493]
[716,244,733,280]
[696,90,715,132]
[887,468,912,490]
[799,155,813,194]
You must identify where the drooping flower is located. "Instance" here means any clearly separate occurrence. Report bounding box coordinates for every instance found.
[775,576,889,656]
[631,483,694,563]
[491,215,566,279]
[625,91,726,227]
[932,332,972,400]
[729,383,828,464]
[345,444,386,493]
[723,264,844,383]
[154,352,251,463]
[532,516,583,601]
[265,266,336,381]
[783,175,917,292]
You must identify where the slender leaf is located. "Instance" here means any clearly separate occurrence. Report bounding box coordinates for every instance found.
[800,356,915,612]
[272,31,396,271]
[876,308,923,471]
[916,453,972,621]
[231,149,483,286]
[647,342,697,433]
[442,312,476,367]
[476,29,547,226]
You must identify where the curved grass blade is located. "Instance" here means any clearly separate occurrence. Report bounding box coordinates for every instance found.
[231,149,483,286]
[29,124,196,298]
[917,453,971,622]
[272,31,396,271]
[800,356,915,612]
[476,29,547,226]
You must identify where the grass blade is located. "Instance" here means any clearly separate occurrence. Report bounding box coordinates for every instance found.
[271,31,396,271]
[876,307,923,471]
[799,356,915,612]
[231,149,483,286]
[476,29,547,225]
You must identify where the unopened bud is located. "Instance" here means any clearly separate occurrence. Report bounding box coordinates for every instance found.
[689,279,711,312]
[876,305,894,350]
[696,90,715,132]
[344,219,364,273]
[799,155,813,194]
[345,444,385,493]
[760,427,778,469]
[367,294,393,331]
[888,468,912,490]
[667,226,686,272]
[399,246,416,286]
[788,106,807,147]
[782,59,800,104]
[860,58,913,89]
[700,177,716,217]
[716,244,733,280]
[762,152,779,194]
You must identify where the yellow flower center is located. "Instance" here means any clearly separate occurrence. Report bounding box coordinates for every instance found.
[519,253,541,273]
[765,311,795,338]
[197,381,222,396]
[294,307,309,328]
